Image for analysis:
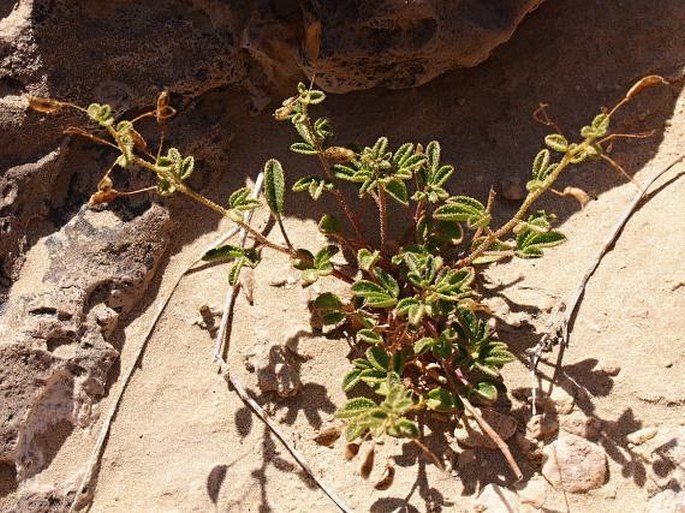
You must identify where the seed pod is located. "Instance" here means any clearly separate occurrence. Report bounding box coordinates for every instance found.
[562,186,592,208]
[625,75,667,101]
[88,189,119,206]
[155,90,176,123]
[344,442,361,460]
[360,445,375,479]
[323,146,356,163]
[313,426,342,447]
[374,460,395,490]
[29,97,65,114]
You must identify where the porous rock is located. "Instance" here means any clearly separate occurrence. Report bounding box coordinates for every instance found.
[0,204,170,480]
[517,478,547,508]
[299,1,546,92]
[627,426,658,446]
[538,382,576,415]
[541,434,607,493]
[0,148,65,299]
[526,413,558,441]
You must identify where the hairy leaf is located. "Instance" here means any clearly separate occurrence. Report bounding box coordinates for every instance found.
[264,159,286,214]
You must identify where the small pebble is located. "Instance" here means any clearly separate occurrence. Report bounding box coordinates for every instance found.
[627,426,658,446]
[600,364,621,377]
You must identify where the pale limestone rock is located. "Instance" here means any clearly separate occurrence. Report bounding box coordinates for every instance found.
[627,427,658,446]
[560,410,601,440]
[541,434,607,493]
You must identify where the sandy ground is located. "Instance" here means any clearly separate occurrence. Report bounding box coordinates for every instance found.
[2,0,685,511]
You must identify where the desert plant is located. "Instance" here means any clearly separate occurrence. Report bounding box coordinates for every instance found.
[29,74,665,480]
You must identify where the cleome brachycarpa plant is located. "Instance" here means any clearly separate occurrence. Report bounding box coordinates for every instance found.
[30,75,665,479]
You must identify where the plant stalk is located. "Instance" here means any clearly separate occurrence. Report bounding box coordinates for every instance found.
[456,144,586,268]
[441,359,523,480]
[275,214,294,250]
[377,188,388,252]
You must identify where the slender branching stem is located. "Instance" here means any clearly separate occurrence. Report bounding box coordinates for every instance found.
[456,144,584,268]
[377,187,388,252]
[441,359,523,480]
[129,155,292,255]
[275,214,294,250]
[302,107,367,243]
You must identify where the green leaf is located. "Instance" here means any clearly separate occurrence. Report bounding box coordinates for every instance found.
[331,164,357,181]
[228,261,244,285]
[395,297,425,326]
[426,387,462,412]
[342,369,363,392]
[202,244,244,262]
[306,89,326,104]
[434,196,491,229]
[471,238,513,265]
[371,137,388,158]
[366,346,390,372]
[357,249,380,272]
[545,133,569,153]
[318,214,341,235]
[314,245,339,275]
[351,280,396,308]
[426,140,440,172]
[413,337,436,355]
[176,156,193,180]
[301,268,319,285]
[344,423,369,442]
[432,164,453,187]
[581,113,610,139]
[87,103,114,127]
[388,418,419,439]
[358,329,382,345]
[322,311,346,325]
[515,230,566,258]
[291,248,314,270]
[290,142,318,155]
[292,176,316,192]
[263,159,285,215]
[335,398,377,418]
[473,381,499,402]
[294,121,315,145]
[395,297,419,316]
[531,149,551,180]
[228,186,260,212]
[432,334,453,359]
[373,268,400,298]
[156,178,176,196]
[314,292,343,311]
[383,178,409,205]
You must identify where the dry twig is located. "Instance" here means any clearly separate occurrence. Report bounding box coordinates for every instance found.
[530,153,685,372]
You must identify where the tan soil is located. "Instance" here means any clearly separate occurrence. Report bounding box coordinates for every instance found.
[3,1,685,512]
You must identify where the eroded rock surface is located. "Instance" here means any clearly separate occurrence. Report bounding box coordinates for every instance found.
[0,204,170,480]
[541,434,608,493]
[299,0,545,92]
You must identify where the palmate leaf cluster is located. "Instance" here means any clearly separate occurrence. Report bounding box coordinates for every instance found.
[247,81,614,443]
[269,82,553,441]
